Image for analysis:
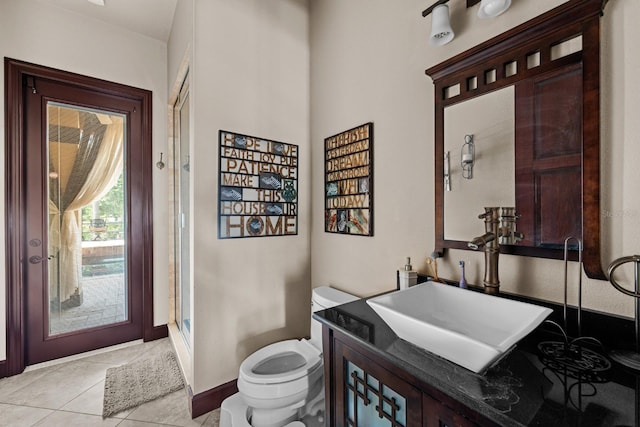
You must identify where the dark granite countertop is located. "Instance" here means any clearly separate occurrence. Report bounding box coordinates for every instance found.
[314,288,639,427]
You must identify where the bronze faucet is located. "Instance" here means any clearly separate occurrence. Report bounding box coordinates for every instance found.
[468,207,524,294]
[468,207,501,295]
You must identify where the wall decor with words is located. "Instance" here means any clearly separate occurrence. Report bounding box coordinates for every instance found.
[218,130,298,239]
[324,122,373,236]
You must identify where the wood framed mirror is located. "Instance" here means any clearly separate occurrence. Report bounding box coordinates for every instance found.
[426,0,607,279]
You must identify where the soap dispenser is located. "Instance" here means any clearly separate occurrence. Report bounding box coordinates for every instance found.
[399,257,418,290]
[459,260,468,289]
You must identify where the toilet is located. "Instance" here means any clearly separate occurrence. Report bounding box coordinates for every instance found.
[220,286,358,427]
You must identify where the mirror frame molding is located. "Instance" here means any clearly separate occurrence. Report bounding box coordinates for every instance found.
[426,0,607,279]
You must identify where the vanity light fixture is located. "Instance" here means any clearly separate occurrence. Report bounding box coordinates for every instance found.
[422,0,512,46]
[477,0,511,18]
[461,134,474,179]
[430,4,455,46]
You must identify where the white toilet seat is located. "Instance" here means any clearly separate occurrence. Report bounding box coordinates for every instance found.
[238,339,323,408]
[240,339,321,384]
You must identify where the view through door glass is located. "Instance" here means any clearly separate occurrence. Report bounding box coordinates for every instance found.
[47,103,127,335]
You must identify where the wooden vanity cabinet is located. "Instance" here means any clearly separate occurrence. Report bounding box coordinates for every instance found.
[423,394,479,427]
[323,326,499,427]
[331,338,423,427]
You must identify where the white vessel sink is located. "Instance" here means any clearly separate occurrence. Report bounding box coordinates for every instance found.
[366,281,552,373]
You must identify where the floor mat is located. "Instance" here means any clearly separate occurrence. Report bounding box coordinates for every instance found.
[103,350,184,417]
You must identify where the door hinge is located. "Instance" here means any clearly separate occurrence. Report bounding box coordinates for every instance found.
[24,75,37,94]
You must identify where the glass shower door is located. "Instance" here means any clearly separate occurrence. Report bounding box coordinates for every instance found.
[174,76,191,347]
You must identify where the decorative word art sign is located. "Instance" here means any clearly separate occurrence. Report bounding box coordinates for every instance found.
[218,131,298,239]
[324,122,373,236]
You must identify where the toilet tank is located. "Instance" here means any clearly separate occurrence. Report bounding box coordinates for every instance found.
[309,286,358,350]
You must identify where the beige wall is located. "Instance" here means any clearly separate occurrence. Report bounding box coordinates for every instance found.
[310,0,433,300]
[310,0,640,318]
[172,0,311,394]
[168,0,193,97]
[0,0,170,361]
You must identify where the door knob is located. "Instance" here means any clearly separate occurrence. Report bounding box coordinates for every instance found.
[28,255,54,264]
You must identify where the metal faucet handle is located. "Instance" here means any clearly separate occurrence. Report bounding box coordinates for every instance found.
[478,207,500,219]
[468,232,495,250]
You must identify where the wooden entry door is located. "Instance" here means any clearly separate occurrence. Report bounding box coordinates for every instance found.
[5,58,158,374]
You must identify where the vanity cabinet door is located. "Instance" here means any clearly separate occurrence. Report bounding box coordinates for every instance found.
[333,339,423,427]
[423,393,478,427]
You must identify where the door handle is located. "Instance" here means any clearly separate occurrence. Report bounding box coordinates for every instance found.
[28,255,54,264]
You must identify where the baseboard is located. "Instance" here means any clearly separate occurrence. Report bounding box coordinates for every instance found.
[0,359,6,379]
[189,379,238,418]
[144,324,168,342]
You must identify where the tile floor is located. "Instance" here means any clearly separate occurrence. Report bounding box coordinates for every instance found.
[50,273,126,335]
[0,338,220,427]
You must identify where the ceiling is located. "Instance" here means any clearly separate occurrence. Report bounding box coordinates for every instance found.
[38,0,178,42]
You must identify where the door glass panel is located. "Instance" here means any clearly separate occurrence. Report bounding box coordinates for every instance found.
[174,76,191,348]
[346,361,407,427]
[47,103,127,336]
[179,92,191,344]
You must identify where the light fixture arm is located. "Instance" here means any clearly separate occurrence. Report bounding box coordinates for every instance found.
[422,0,481,17]
[422,0,450,17]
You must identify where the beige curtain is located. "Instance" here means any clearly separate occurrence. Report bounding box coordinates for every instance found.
[51,117,124,301]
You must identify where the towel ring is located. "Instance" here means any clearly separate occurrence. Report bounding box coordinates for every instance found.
[607,255,640,370]
[607,255,640,299]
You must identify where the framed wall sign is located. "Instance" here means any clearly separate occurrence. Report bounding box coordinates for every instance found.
[324,122,373,236]
[218,130,298,239]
